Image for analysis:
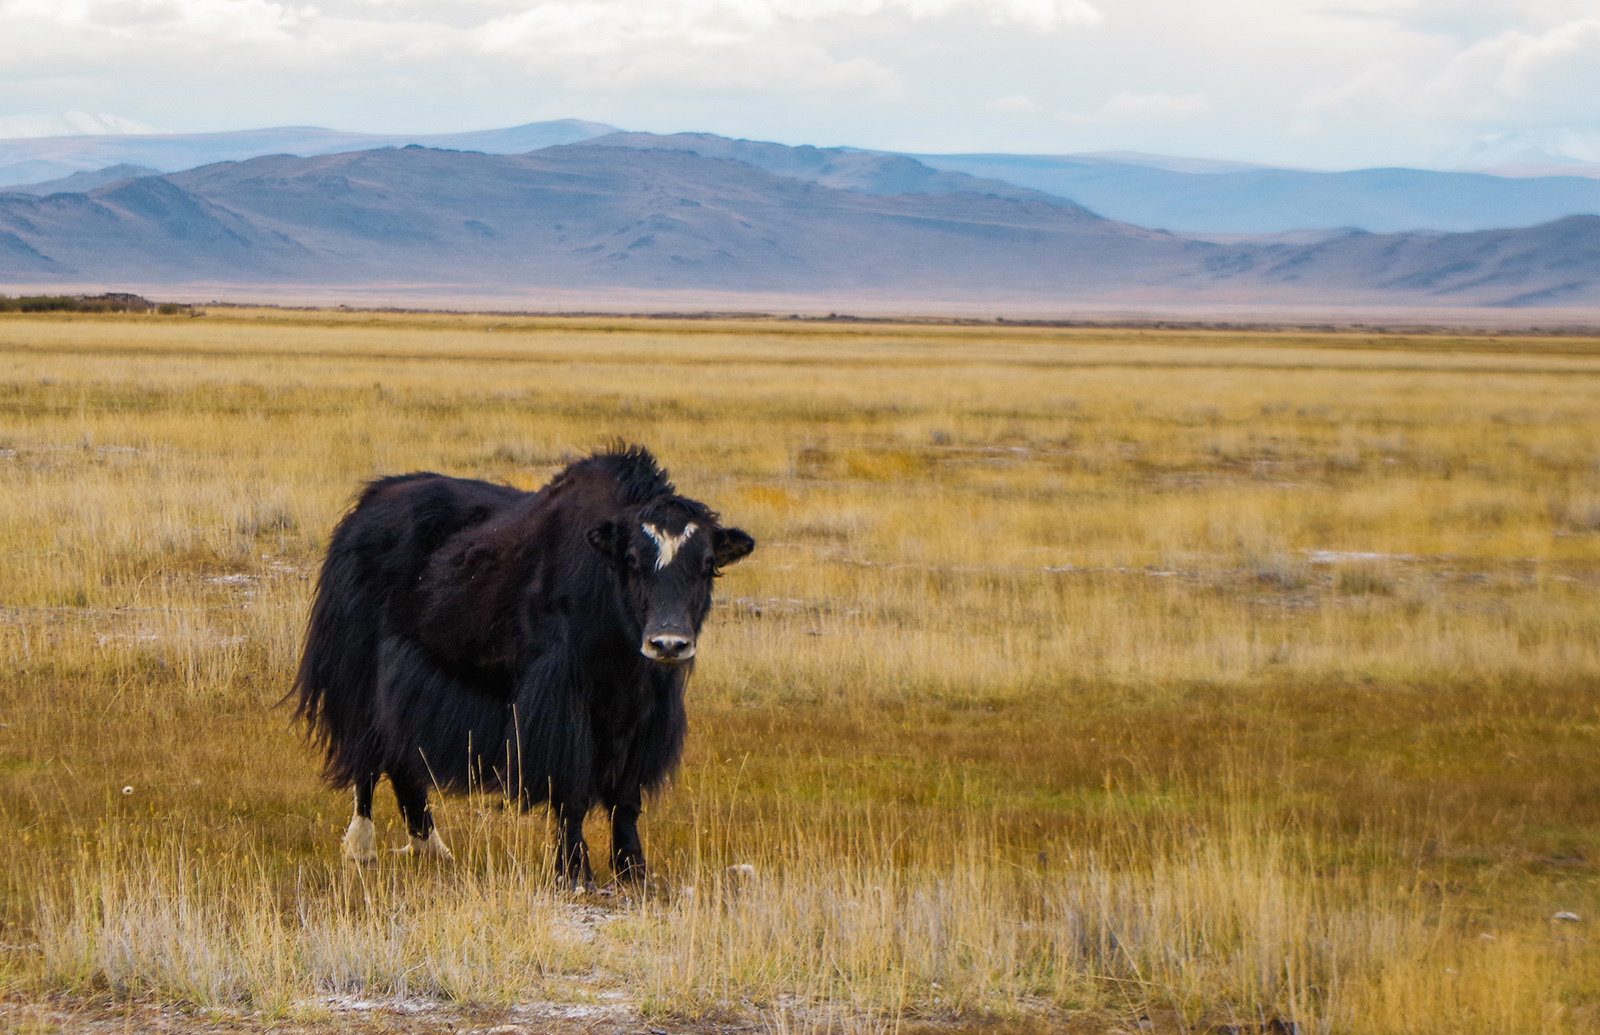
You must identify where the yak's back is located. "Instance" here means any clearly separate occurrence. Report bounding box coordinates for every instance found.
[536,445,678,517]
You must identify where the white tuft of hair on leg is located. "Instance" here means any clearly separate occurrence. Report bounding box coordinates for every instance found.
[642,522,698,570]
[342,815,377,865]
[395,829,454,861]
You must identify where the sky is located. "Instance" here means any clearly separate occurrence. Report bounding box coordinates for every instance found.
[0,0,1598,170]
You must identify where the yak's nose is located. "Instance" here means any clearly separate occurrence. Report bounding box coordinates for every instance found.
[643,633,695,662]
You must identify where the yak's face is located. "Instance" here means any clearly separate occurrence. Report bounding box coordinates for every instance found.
[587,506,755,664]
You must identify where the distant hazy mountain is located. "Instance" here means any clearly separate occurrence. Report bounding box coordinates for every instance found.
[1038,151,1280,175]
[1479,164,1600,180]
[1436,130,1600,180]
[9,164,160,195]
[581,132,1600,235]
[7,122,1600,238]
[905,153,1600,234]
[1,142,1596,306]
[585,132,1045,201]
[9,121,1600,238]
[0,120,616,187]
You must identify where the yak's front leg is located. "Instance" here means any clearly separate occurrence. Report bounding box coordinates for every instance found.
[608,790,647,885]
[341,777,379,864]
[554,799,595,891]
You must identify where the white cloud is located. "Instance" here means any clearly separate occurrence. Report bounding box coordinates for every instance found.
[889,0,1102,31]
[0,111,159,138]
[0,0,1103,102]
[1297,12,1600,124]
[0,0,1592,170]
[475,4,890,93]
[991,94,1040,113]
[1,0,318,45]
[1100,90,1210,121]
[1430,17,1600,107]
[1440,127,1600,168]
[475,0,1100,33]
[1062,90,1211,124]
[473,0,1098,92]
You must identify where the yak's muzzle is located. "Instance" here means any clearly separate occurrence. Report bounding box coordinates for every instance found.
[641,632,695,663]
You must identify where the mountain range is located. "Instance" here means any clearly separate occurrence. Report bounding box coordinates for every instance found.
[4,121,1600,238]
[2,135,1597,308]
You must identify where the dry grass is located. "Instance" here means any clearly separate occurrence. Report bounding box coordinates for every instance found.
[2,309,1599,1032]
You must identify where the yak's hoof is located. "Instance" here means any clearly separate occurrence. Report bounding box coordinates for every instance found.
[342,816,378,865]
[393,829,454,861]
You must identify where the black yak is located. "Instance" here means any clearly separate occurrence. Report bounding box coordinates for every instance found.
[292,446,754,888]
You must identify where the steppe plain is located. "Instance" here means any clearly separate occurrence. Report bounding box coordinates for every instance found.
[1,309,1599,1034]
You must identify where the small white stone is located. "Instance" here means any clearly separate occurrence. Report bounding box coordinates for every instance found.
[121,786,133,795]
[1553,911,1582,922]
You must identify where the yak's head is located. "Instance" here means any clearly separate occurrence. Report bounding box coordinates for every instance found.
[587,501,755,664]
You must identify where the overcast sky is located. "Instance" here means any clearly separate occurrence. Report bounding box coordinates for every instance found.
[1,0,1597,169]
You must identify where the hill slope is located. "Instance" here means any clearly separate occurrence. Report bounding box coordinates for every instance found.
[0,120,616,187]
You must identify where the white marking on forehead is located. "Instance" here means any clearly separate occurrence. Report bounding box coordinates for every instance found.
[642,522,698,570]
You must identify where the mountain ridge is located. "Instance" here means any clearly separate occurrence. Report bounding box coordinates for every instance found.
[4,122,1600,235]
[0,120,617,188]
[1,141,1596,307]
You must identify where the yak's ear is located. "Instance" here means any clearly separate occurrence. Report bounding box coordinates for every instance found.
[712,527,756,567]
[586,521,625,559]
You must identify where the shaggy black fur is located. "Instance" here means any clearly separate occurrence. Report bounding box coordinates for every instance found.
[292,446,754,885]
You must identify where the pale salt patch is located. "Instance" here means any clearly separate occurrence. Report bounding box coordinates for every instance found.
[207,573,256,585]
[1305,550,1415,564]
[320,995,438,1014]
[529,1004,624,1020]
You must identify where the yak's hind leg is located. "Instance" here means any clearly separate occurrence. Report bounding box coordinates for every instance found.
[392,768,453,860]
[374,635,513,863]
[341,777,379,865]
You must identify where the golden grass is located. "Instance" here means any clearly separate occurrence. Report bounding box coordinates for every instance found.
[2,309,1599,1032]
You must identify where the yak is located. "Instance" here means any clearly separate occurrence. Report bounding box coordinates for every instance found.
[292,446,754,888]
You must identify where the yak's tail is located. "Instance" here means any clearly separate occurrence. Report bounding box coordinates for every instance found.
[291,512,385,789]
